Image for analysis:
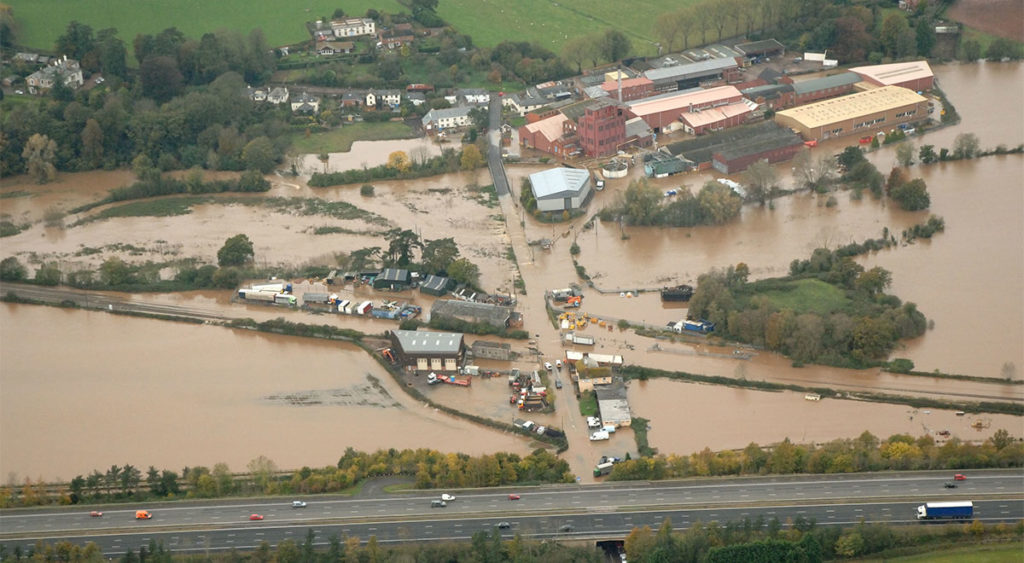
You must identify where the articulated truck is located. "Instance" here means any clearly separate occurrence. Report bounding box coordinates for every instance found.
[916,501,973,520]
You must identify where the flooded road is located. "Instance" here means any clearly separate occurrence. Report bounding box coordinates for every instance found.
[0,304,533,482]
[0,64,1021,484]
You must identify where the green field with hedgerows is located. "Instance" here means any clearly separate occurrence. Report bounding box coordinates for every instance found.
[4,0,403,56]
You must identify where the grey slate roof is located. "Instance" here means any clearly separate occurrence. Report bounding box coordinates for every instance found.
[431,299,512,327]
[644,57,737,83]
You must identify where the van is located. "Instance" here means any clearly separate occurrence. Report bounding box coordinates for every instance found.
[431,500,447,508]
[135,510,152,520]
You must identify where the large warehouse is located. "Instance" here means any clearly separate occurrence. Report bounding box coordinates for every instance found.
[529,167,593,212]
[774,86,928,141]
[850,60,934,92]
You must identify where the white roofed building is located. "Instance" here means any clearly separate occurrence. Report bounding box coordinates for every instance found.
[528,167,593,212]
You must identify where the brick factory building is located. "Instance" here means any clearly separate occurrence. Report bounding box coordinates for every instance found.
[774,85,929,141]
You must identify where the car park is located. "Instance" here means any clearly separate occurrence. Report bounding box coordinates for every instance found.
[249,514,264,520]
[292,500,307,508]
[954,473,967,480]
[508,494,520,500]
[497,521,511,529]
[89,511,103,517]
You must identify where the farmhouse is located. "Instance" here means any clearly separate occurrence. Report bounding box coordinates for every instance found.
[774,85,929,141]
[850,60,934,92]
[388,330,465,373]
[331,18,376,38]
[528,167,593,212]
[26,56,84,94]
[431,299,514,328]
[422,106,473,133]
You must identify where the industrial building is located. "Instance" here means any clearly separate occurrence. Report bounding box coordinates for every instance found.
[388,330,465,373]
[528,167,593,212]
[599,76,654,101]
[430,300,514,329]
[643,57,740,92]
[665,121,791,171]
[595,383,632,427]
[850,60,934,91]
[711,122,805,174]
[419,274,452,296]
[774,85,929,141]
[519,113,577,156]
[577,99,627,157]
[373,268,412,290]
[626,85,748,134]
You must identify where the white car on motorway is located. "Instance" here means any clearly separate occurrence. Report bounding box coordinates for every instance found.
[441,493,456,502]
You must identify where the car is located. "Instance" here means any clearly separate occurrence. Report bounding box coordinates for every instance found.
[292,500,307,508]
[954,473,967,481]
[441,493,456,502]
[555,360,562,368]
[95,77,104,84]
[14,89,23,95]
[508,494,520,501]
[497,521,511,529]
[135,510,152,520]
[544,362,553,370]
[944,482,957,488]
[559,524,574,532]
[89,511,103,517]
[555,379,562,389]
[249,514,264,521]
[431,500,447,508]
[536,425,546,435]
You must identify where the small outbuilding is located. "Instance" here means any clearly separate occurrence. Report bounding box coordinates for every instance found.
[420,274,453,296]
[528,167,593,212]
[373,268,412,290]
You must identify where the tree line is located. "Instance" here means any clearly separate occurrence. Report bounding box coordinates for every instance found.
[607,429,1022,481]
[596,178,744,227]
[0,448,572,509]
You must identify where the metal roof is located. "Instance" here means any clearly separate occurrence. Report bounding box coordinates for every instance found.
[849,60,933,86]
[791,72,860,95]
[644,57,737,83]
[430,300,511,327]
[735,39,786,56]
[377,268,411,283]
[529,167,591,199]
[776,85,927,129]
[420,275,451,294]
[392,330,464,354]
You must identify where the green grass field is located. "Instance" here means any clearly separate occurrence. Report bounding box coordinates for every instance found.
[288,122,416,154]
[5,0,402,54]
[8,0,685,60]
[438,0,685,54]
[757,278,851,316]
[853,543,1024,563]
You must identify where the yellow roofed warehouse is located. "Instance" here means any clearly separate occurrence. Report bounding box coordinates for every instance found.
[774,86,928,142]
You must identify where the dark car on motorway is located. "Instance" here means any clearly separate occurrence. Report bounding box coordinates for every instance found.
[944,482,957,488]
[559,524,574,532]
[497,521,511,529]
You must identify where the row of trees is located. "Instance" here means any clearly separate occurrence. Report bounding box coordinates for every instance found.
[686,247,928,366]
[1,448,572,508]
[597,178,744,227]
[608,429,1021,481]
[1,70,289,182]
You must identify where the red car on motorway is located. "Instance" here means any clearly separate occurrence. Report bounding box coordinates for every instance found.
[89,511,103,517]
[249,514,264,521]
[508,494,520,501]
[954,473,966,481]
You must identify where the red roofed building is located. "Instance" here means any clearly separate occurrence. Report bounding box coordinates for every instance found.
[578,99,627,157]
[600,77,654,102]
[849,61,934,92]
[519,113,579,157]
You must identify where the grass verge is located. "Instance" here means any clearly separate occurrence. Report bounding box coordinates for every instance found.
[289,121,416,154]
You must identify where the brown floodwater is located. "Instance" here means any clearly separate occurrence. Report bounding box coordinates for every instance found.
[0,304,533,482]
[0,64,1021,484]
[629,379,1021,455]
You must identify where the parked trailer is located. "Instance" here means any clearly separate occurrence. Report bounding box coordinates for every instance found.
[336,299,350,313]
[303,292,330,304]
[239,289,276,302]
[593,462,615,477]
[274,294,297,306]
[371,308,399,319]
[251,283,291,293]
[564,333,595,346]
[356,301,373,315]
[916,501,973,520]
[682,320,715,334]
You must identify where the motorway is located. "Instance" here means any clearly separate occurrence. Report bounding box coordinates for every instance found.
[2,470,1021,555]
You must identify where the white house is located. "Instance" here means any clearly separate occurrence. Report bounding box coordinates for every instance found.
[290,92,320,114]
[462,88,490,105]
[421,107,473,133]
[528,167,593,212]
[366,89,401,109]
[332,18,375,38]
[267,87,290,105]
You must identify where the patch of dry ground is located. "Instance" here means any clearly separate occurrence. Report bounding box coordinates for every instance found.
[947,0,1024,42]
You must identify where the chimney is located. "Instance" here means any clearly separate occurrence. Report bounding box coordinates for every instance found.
[617,67,622,104]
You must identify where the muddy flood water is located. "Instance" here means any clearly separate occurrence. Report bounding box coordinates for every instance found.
[0,304,534,482]
[0,63,1021,483]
